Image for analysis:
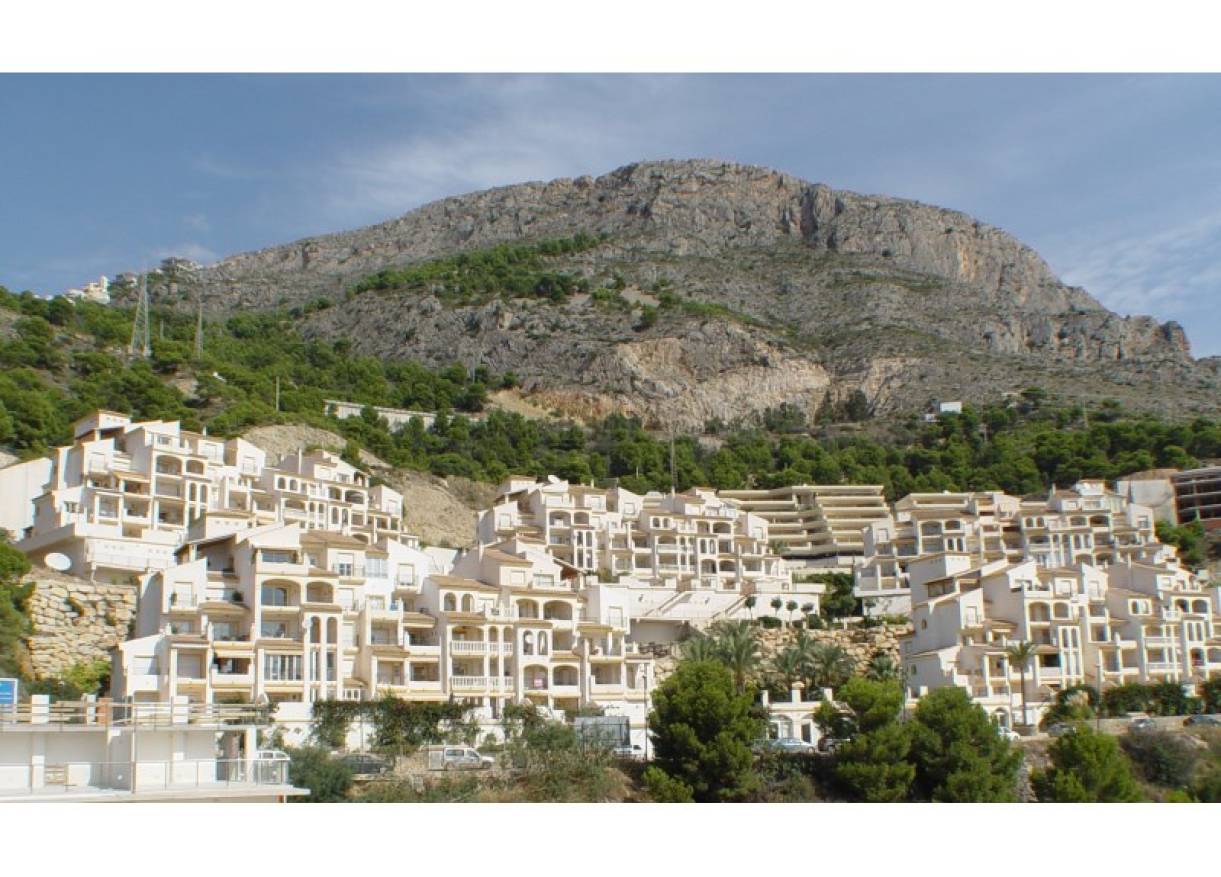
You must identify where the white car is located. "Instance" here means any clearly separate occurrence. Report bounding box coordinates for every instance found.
[997,728,1021,742]
[440,746,495,770]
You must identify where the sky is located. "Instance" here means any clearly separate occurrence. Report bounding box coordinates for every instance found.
[1,73,1219,356]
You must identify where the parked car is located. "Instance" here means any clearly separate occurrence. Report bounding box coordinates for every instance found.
[440,746,495,770]
[772,737,817,754]
[1046,722,1076,737]
[612,744,644,759]
[1129,717,1157,733]
[1184,714,1221,727]
[997,727,1021,742]
[338,753,390,776]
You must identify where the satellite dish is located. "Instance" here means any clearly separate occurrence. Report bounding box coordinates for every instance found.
[44,553,71,572]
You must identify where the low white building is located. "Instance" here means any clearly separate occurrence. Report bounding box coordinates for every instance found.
[0,696,304,802]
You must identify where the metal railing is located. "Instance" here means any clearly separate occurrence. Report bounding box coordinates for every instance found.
[0,700,272,729]
[0,757,288,797]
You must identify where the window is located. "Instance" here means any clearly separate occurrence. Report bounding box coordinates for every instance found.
[261,585,289,606]
[263,654,302,681]
[261,621,289,638]
[335,553,354,577]
[366,557,387,578]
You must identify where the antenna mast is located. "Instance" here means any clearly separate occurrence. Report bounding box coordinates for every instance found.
[129,271,151,358]
[194,290,204,358]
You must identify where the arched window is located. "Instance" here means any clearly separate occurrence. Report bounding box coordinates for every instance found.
[443,594,456,612]
[522,632,534,656]
[538,633,549,655]
[461,595,474,612]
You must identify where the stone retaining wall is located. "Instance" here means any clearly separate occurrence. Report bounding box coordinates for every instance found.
[23,566,138,680]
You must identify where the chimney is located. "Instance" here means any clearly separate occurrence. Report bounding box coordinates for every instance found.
[791,681,804,703]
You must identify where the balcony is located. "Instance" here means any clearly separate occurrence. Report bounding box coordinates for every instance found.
[0,757,293,800]
[450,676,488,690]
[210,668,254,686]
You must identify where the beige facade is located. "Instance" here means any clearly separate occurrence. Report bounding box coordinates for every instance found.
[5,410,405,582]
[856,481,1161,615]
[900,550,1221,728]
[479,477,814,639]
[113,523,653,745]
[718,484,891,569]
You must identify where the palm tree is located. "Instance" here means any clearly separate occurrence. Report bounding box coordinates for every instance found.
[710,620,761,694]
[785,600,798,624]
[807,642,855,692]
[1005,641,1038,729]
[790,628,819,690]
[865,653,900,683]
[680,633,721,663]
[771,646,804,693]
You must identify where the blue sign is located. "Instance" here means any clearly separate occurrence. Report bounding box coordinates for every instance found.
[0,678,17,707]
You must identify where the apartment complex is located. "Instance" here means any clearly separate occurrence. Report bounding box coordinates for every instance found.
[0,410,405,582]
[478,477,813,640]
[717,484,891,569]
[113,521,653,745]
[900,549,1221,728]
[855,481,1161,615]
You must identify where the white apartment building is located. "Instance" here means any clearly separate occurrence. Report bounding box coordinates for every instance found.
[718,484,891,570]
[0,696,304,802]
[856,481,1161,615]
[113,523,653,747]
[478,477,813,641]
[0,410,405,582]
[900,550,1221,729]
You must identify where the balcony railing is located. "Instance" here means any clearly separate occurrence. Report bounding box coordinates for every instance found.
[0,757,289,798]
[0,700,271,729]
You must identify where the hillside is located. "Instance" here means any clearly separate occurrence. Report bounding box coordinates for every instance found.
[125,159,1218,429]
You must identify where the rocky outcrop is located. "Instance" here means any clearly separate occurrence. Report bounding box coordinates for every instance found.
[121,159,1216,425]
[24,567,138,680]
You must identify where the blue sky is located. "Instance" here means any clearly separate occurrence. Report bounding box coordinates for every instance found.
[2,74,1219,356]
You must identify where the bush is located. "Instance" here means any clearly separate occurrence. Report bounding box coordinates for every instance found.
[642,765,695,802]
[1033,727,1142,802]
[759,616,782,629]
[287,746,354,802]
[908,687,1022,802]
[1120,730,1200,789]
[647,660,764,802]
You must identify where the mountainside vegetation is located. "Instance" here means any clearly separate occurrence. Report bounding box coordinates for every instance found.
[2,285,1219,515]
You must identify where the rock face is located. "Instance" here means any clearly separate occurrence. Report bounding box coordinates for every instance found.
[24,567,138,680]
[132,159,1217,427]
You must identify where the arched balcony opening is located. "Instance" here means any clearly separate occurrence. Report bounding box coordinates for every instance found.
[552,666,578,687]
[443,594,457,612]
[1028,603,1051,623]
[306,582,333,603]
[543,601,572,621]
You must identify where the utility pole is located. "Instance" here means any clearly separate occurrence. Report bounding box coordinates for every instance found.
[194,291,204,358]
[669,427,676,494]
[129,271,151,359]
[275,376,281,412]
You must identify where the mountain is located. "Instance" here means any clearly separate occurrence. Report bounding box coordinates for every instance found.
[129,160,1219,429]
